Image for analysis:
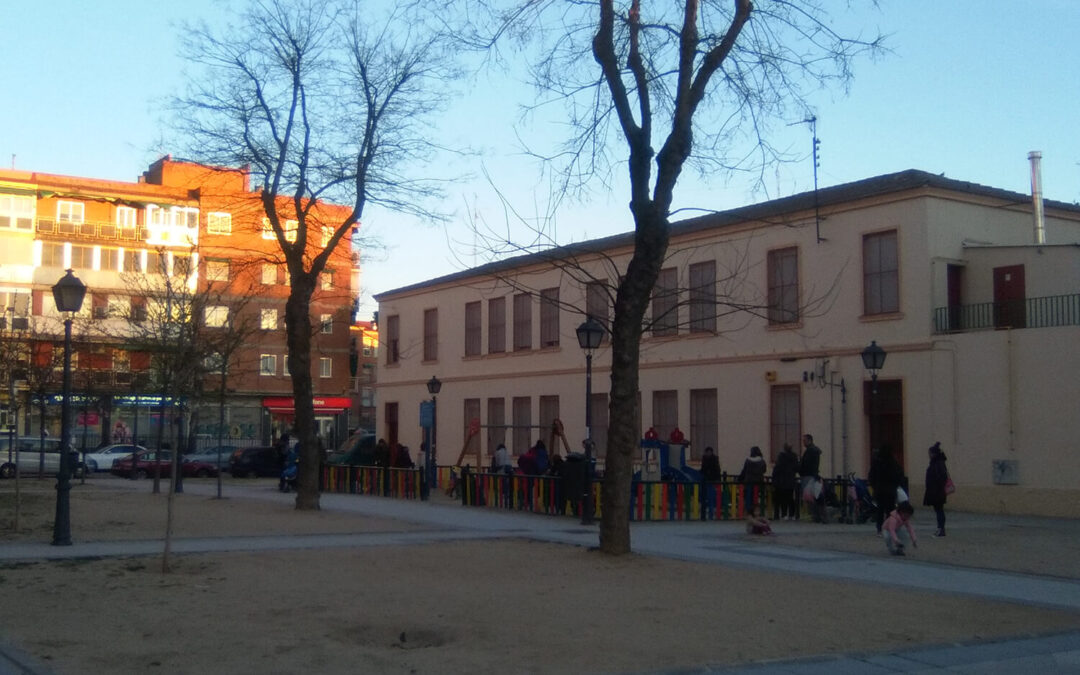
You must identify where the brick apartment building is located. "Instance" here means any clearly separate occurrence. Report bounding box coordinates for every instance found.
[0,156,359,451]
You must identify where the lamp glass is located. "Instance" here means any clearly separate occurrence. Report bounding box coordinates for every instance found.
[52,270,87,313]
[576,318,605,351]
[426,375,442,395]
[861,340,886,372]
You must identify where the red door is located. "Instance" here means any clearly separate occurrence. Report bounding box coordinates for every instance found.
[947,264,964,330]
[993,265,1026,329]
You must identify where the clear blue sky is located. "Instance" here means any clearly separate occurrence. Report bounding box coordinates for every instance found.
[2,1,1078,317]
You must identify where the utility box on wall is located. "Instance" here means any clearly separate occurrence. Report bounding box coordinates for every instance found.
[992,459,1019,485]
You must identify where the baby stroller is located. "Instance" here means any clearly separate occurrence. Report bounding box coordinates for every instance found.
[279,449,299,493]
[847,473,876,524]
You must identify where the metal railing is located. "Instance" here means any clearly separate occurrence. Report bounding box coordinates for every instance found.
[933,293,1080,334]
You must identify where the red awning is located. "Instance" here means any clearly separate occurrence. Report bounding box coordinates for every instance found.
[261,396,352,414]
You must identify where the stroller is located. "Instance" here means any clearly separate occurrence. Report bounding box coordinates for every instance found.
[847,473,876,524]
[279,448,299,493]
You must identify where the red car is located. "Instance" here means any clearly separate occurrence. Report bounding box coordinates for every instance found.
[110,450,219,479]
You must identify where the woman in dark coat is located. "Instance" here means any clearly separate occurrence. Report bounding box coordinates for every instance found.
[771,443,799,520]
[923,442,950,536]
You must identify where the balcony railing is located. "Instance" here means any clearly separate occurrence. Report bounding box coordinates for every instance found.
[933,293,1080,334]
[37,217,145,241]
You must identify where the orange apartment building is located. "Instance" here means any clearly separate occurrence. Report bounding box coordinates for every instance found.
[0,156,359,450]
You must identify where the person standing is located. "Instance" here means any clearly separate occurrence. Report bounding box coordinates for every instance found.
[700,446,721,482]
[799,434,824,522]
[493,443,513,474]
[923,442,950,536]
[869,445,903,535]
[772,443,799,520]
[737,446,768,512]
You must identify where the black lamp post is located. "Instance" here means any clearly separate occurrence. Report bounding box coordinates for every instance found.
[860,340,887,454]
[426,375,441,489]
[575,317,605,525]
[52,269,86,546]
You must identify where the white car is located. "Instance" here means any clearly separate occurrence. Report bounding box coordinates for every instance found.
[83,444,146,473]
[1,437,87,479]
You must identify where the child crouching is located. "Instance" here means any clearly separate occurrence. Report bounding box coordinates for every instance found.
[882,501,917,556]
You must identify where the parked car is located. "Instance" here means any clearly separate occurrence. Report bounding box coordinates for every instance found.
[110,450,220,479]
[183,446,240,470]
[83,444,146,473]
[228,446,283,478]
[0,437,87,479]
[326,432,376,466]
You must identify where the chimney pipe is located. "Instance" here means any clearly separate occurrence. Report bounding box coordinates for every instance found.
[1028,151,1046,245]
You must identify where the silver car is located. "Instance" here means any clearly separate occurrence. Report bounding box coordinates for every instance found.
[0,436,87,479]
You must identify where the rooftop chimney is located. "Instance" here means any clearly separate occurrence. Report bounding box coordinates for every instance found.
[1028,151,1046,245]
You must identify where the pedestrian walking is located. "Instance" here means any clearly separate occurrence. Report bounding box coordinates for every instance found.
[923,442,950,536]
[799,434,825,523]
[772,443,799,520]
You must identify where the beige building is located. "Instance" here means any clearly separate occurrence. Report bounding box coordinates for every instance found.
[374,170,1080,516]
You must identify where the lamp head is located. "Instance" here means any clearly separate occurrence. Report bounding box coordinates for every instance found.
[426,375,442,395]
[52,269,87,314]
[861,340,887,373]
[576,317,605,351]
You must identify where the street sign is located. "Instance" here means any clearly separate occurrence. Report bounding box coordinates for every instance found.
[419,400,434,428]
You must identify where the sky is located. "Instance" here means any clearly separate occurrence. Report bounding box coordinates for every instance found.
[2,1,1079,318]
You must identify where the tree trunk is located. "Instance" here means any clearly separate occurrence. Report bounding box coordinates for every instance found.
[286,276,320,510]
[599,206,669,554]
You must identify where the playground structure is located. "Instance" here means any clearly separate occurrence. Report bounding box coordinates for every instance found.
[635,427,701,482]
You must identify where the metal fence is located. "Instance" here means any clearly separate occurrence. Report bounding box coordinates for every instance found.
[321,464,424,500]
[934,293,1080,333]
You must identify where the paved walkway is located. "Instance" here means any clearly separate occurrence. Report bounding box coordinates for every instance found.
[3,482,1080,674]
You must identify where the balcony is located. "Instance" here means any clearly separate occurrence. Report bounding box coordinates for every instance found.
[933,293,1080,334]
[37,217,145,242]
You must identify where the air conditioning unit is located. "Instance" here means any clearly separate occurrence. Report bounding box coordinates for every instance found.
[93,307,108,320]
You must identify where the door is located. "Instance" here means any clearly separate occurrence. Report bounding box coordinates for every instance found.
[993,265,1026,329]
[864,380,905,474]
[946,264,964,330]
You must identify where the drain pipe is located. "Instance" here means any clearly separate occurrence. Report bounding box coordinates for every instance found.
[1028,151,1046,245]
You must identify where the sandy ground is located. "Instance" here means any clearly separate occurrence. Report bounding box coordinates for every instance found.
[2,477,1079,675]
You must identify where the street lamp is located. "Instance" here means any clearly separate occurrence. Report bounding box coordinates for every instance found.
[52,269,86,546]
[860,340,887,454]
[576,317,605,525]
[426,376,441,490]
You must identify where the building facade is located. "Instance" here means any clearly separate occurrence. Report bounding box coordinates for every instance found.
[374,170,1080,516]
[0,157,359,451]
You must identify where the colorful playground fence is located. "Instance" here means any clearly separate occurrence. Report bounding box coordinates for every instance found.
[321,463,424,499]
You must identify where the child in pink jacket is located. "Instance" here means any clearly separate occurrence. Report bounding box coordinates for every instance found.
[882,501,917,556]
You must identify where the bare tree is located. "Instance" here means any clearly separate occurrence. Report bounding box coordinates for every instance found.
[172,0,460,509]
[467,0,883,554]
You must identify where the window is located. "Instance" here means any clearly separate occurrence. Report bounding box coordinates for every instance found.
[651,267,678,336]
[107,295,130,319]
[513,293,531,351]
[319,357,332,378]
[261,217,275,240]
[423,308,438,361]
[386,315,400,365]
[689,389,717,461]
[539,395,559,439]
[321,271,333,290]
[207,212,232,235]
[123,249,143,273]
[767,247,799,325]
[486,397,505,455]
[173,254,192,278]
[320,314,333,334]
[586,281,609,338]
[589,392,609,458]
[146,251,165,275]
[57,200,84,223]
[284,219,298,243]
[41,242,65,267]
[204,352,225,375]
[321,226,333,247]
[652,390,678,442]
[0,194,34,230]
[206,259,230,282]
[863,230,899,315]
[487,297,505,354]
[205,306,229,328]
[147,204,167,227]
[116,206,136,228]
[100,248,119,271]
[261,308,277,330]
[770,385,801,462]
[539,288,559,347]
[262,264,277,285]
[464,301,481,357]
[259,354,277,376]
[688,261,716,333]
[512,396,531,455]
[69,245,93,270]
